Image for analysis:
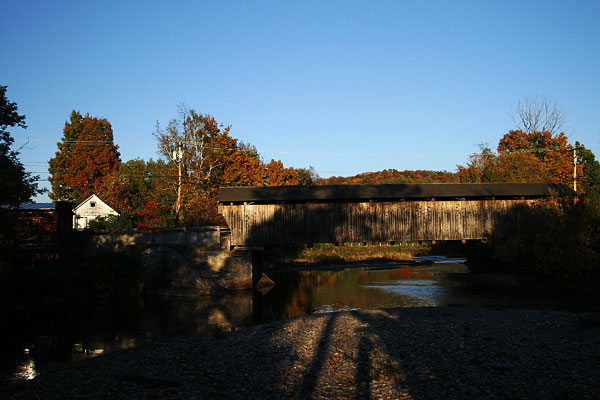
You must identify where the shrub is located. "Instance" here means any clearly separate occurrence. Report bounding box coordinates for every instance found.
[88,214,138,232]
[481,198,600,286]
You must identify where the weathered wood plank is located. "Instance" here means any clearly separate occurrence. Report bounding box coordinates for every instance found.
[220,198,551,246]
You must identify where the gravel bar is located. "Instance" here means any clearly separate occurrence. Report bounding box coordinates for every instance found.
[4,307,600,399]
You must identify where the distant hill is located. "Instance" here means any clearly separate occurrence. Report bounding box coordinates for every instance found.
[316,169,458,185]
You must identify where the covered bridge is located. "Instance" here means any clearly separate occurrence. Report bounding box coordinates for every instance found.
[218,183,573,247]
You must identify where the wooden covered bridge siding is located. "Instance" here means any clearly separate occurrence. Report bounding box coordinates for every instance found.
[217,183,572,247]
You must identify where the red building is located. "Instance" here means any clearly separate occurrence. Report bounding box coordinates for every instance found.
[13,202,73,262]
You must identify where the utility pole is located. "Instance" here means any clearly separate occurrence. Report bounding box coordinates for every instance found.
[572,146,583,205]
[573,147,578,192]
[172,142,183,227]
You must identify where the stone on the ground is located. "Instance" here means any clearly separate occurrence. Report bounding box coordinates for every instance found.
[255,273,275,294]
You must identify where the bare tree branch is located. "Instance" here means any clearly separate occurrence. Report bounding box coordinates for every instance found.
[15,136,34,152]
[511,96,566,134]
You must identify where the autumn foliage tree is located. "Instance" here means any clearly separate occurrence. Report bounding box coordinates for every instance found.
[221,149,265,187]
[263,160,300,186]
[154,107,242,186]
[458,97,579,184]
[497,130,575,184]
[154,106,301,225]
[154,107,238,225]
[457,98,581,185]
[295,166,320,185]
[222,155,300,187]
[457,143,552,183]
[48,111,121,200]
[455,98,600,286]
[100,158,174,217]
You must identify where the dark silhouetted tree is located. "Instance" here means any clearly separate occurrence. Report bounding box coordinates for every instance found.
[0,85,41,207]
[576,142,600,205]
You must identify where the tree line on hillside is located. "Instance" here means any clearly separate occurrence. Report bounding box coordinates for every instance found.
[317,170,458,185]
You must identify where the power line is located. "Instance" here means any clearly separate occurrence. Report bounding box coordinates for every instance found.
[27,139,114,144]
[19,136,585,154]
[19,136,467,157]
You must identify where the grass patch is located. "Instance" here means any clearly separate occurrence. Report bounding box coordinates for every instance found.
[263,242,432,268]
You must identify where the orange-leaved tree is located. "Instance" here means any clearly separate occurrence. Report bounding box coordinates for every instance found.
[264,159,299,186]
[48,111,120,200]
[154,107,239,225]
[497,129,576,184]
[222,149,265,186]
[155,105,304,225]
[457,143,552,183]
[154,107,238,186]
[222,153,300,187]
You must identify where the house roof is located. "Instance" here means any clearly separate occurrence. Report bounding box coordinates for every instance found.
[18,203,56,210]
[218,183,575,203]
[73,194,118,215]
[73,198,86,208]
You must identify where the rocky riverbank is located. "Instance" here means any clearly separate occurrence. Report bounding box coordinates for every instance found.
[4,307,599,399]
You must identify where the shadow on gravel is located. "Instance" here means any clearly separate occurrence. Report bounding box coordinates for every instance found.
[349,307,600,400]
[351,309,427,399]
[296,313,338,398]
[356,332,374,399]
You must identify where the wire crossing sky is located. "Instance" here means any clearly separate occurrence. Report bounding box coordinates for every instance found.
[2,1,599,201]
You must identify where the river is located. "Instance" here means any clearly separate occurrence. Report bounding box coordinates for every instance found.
[2,259,597,382]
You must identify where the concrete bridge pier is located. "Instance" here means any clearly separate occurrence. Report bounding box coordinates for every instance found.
[85,227,260,296]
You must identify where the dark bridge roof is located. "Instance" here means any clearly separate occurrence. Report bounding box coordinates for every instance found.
[218,183,574,203]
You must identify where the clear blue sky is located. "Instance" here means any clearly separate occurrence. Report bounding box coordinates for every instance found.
[2,0,599,201]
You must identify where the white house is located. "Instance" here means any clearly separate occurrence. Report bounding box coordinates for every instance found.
[73,194,119,230]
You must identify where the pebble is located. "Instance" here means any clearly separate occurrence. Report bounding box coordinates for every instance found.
[3,307,600,400]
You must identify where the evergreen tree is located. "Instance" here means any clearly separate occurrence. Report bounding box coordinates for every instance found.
[48,111,121,200]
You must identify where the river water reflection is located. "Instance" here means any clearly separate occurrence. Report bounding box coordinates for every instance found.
[260,263,470,320]
[4,262,598,382]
